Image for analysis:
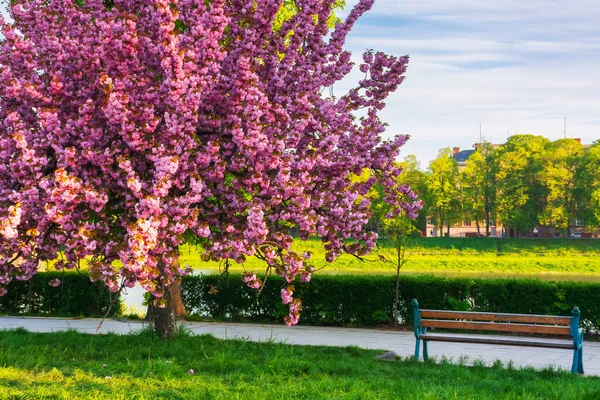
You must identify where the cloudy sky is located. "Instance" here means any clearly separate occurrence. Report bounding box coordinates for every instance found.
[2,1,600,168]
[339,0,600,168]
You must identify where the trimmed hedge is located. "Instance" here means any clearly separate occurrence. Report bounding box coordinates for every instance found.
[182,274,474,326]
[0,272,120,317]
[182,274,600,334]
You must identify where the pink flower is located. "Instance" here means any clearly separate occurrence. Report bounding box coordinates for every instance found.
[300,272,312,283]
[0,0,420,332]
[243,273,262,290]
[281,288,293,305]
[48,279,61,288]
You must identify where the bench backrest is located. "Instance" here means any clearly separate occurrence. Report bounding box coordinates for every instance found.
[411,299,580,338]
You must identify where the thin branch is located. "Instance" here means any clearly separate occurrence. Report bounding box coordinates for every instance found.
[96,279,126,333]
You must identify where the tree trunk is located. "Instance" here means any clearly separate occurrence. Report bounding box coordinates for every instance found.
[170,281,187,317]
[393,249,401,328]
[145,258,187,339]
[152,285,178,340]
[393,239,405,328]
[485,196,491,237]
[476,220,481,236]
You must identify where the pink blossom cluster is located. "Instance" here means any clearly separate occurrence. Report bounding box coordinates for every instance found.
[242,273,261,290]
[48,278,61,288]
[281,286,301,326]
[0,0,421,324]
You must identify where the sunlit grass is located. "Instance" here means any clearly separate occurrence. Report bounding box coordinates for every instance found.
[180,238,600,280]
[40,238,600,281]
[0,329,599,399]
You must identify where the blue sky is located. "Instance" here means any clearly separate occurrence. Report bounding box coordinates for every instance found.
[2,1,600,169]
[339,0,600,168]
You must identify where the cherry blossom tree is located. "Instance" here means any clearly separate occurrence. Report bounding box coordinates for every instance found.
[0,0,421,338]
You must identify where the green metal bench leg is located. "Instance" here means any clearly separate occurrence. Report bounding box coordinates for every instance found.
[414,338,421,361]
[572,347,580,374]
[423,340,429,361]
[578,348,584,374]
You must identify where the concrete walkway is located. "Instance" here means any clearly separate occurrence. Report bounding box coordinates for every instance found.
[2,316,600,376]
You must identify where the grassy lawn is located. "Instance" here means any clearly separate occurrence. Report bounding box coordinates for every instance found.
[40,238,600,279]
[1,329,599,399]
[177,238,600,280]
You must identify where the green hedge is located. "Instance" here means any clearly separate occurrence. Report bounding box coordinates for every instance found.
[181,274,474,326]
[0,272,120,317]
[181,274,600,334]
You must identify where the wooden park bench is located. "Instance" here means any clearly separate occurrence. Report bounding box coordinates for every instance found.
[411,299,584,374]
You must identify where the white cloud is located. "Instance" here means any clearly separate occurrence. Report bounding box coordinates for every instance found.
[338,0,600,167]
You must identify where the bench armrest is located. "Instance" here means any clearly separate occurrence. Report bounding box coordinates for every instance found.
[573,328,584,349]
[411,299,422,338]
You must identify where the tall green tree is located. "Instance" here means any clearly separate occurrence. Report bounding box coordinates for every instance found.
[460,143,496,236]
[368,155,427,235]
[398,155,428,233]
[578,141,600,230]
[494,135,550,235]
[427,148,460,236]
[538,139,585,236]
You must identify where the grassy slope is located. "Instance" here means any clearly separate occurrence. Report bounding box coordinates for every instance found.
[1,329,599,399]
[178,238,600,278]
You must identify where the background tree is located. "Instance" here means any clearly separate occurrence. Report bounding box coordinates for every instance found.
[538,139,585,237]
[369,180,421,327]
[426,148,460,237]
[460,143,496,236]
[397,155,428,234]
[0,0,420,338]
[382,214,417,328]
[494,135,550,235]
[578,141,600,230]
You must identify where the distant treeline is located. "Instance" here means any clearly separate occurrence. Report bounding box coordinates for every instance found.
[370,135,600,237]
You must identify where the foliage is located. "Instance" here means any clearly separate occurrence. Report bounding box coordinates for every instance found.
[426,148,460,236]
[0,0,420,329]
[0,271,119,317]
[494,135,550,233]
[2,330,600,399]
[579,141,600,229]
[182,273,471,326]
[415,135,600,237]
[538,139,585,233]
[397,155,429,231]
[460,143,496,236]
[375,207,418,326]
[182,273,600,333]
[274,0,347,31]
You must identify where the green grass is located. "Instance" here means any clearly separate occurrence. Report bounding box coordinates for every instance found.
[0,329,599,399]
[379,237,600,255]
[178,238,600,280]
[40,238,600,280]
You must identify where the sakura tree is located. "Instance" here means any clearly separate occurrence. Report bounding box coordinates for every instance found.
[0,0,421,338]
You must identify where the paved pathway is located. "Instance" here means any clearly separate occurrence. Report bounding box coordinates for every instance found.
[2,316,600,375]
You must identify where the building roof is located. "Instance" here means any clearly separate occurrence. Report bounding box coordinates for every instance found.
[452,149,475,163]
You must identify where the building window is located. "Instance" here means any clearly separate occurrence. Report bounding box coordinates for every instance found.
[426,217,433,226]
[464,219,471,227]
[575,218,584,227]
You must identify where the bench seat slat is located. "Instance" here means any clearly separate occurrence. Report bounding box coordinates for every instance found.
[421,319,571,335]
[421,333,575,349]
[420,310,570,325]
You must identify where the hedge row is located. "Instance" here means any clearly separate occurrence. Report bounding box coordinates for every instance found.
[0,272,120,317]
[181,274,600,334]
